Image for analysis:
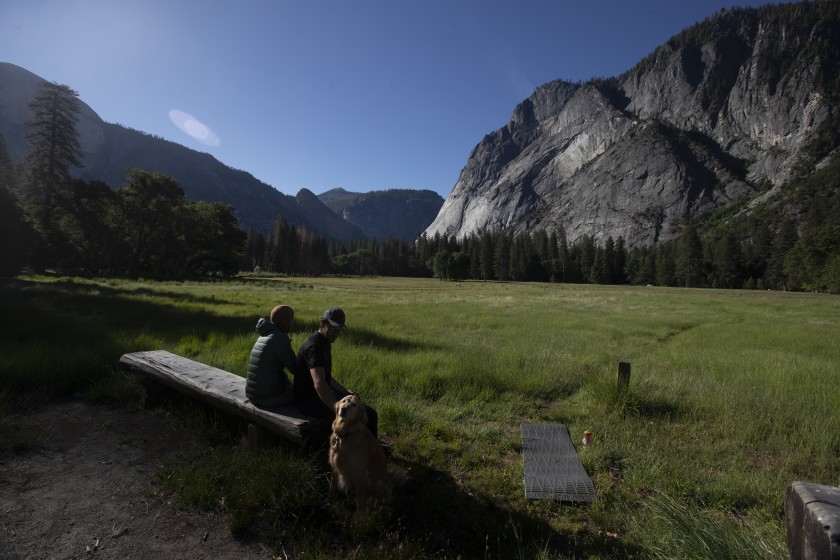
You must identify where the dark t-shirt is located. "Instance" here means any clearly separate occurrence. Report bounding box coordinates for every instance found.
[294,331,331,400]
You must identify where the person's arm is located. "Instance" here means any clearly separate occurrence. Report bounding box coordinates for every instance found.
[276,335,296,373]
[310,366,337,409]
[329,378,350,395]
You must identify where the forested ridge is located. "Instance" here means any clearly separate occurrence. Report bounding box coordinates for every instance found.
[2,84,838,291]
[1,1,839,293]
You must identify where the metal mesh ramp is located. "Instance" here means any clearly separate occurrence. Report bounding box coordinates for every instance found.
[521,423,596,502]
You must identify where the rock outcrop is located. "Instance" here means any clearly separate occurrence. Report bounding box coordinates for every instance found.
[425,3,840,248]
[319,188,444,241]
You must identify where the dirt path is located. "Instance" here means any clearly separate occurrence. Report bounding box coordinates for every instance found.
[0,399,277,560]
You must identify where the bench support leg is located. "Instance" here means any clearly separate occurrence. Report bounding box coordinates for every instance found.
[248,423,279,451]
[139,378,168,409]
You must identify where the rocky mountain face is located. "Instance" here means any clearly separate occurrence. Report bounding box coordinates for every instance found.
[295,188,364,239]
[319,188,444,241]
[425,3,840,248]
[0,63,432,241]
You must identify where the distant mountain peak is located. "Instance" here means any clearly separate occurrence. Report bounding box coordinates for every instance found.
[0,62,440,242]
[319,188,443,241]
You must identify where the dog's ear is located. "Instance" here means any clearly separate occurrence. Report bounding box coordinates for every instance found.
[360,403,368,427]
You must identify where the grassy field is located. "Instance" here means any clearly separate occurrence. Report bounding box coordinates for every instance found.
[1,274,838,559]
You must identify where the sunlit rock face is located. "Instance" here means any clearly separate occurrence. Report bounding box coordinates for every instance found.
[425,5,837,248]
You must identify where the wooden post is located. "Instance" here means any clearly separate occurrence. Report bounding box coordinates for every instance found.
[785,481,840,559]
[617,362,631,391]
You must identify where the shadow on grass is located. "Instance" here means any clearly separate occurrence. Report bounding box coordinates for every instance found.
[377,458,638,559]
[292,321,440,353]
[0,278,250,395]
[150,388,635,557]
[5,277,241,306]
[631,395,686,420]
[605,385,686,422]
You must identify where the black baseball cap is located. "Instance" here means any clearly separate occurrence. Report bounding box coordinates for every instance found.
[322,307,346,328]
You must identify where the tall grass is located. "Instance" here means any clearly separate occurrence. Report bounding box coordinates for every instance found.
[2,275,838,558]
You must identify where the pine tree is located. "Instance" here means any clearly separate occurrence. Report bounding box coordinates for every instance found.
[710,231,744,288]
[0,184,34,276]
[766,218,799,289]
[676,224,704,287]
[0,134,16,191]
[578,235,596,282]
[590,245,610,284]
[613,236,628,284]
[21,82,82,241]
[557,229,570,283]
[655,243,676,286]
[480,232,495,281]
[494,234,511,281]
[510,233,528,281]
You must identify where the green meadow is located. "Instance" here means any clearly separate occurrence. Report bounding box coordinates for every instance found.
[2,275,838,559]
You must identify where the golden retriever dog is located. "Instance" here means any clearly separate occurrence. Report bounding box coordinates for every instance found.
[328,394,391,509]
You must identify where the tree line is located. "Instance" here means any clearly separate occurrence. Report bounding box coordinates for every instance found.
[2,81,837,293]
[1,81,245,279]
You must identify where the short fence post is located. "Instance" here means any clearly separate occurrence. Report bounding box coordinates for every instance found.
[617,362,631,391]
[785,481,840,559]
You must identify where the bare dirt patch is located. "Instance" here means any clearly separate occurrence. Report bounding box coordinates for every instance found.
[0,399,276,560]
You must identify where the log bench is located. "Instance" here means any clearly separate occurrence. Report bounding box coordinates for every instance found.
[118,350,330,449]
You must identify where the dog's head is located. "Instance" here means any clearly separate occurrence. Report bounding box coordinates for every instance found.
[334,393,368,427]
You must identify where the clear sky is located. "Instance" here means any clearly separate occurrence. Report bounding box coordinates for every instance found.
[1,0,777,198]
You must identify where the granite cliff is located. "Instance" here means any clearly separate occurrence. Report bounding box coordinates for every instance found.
[425,3,840,248]
[319,188,444,241]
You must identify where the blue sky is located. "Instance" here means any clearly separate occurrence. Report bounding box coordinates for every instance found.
[1,0,776,198]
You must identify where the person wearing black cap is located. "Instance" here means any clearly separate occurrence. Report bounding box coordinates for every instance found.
[293,306,378,438]
[246,305,296,407]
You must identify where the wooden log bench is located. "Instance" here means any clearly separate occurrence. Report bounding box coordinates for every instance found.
[119,350,331,449]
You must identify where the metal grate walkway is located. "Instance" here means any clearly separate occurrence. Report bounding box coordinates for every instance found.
[521,423,596,502]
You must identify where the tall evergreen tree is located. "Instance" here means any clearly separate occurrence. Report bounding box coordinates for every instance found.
[577,235,596,282]
[743,221,772,286]
[590,245,610,284]
[766,218,799,289]
[710,231,744,288]
[676,223,704,287]
[21,82,83,242]
[480,232,495,281]
[655,243,676,286]
[510,233,528,281]
[494,234,511,281]
[613,236,628,284]
[0,134,16,192]
[557,229,570,283]
[0,185,34,277]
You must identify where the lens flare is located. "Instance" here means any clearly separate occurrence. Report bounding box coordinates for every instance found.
[168,109,220,147]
